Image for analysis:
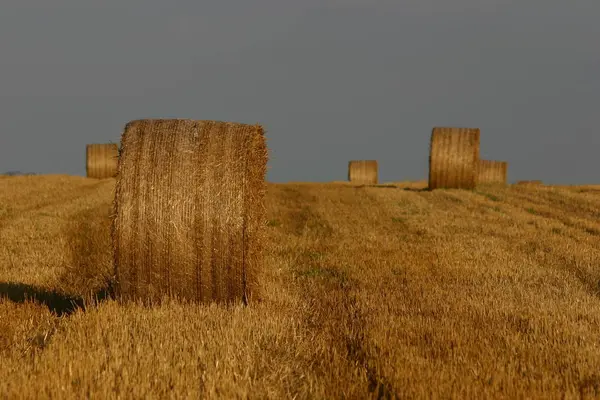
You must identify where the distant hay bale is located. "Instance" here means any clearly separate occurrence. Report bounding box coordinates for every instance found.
[516,180,542,186]
[477,160,508,185]
[428,127,480,190]
[112,119,268,305]
[86,143,118,179]
[348,160,378,185]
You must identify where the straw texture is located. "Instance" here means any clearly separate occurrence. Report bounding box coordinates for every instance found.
[112,119,268,305]
[429,127,480,190]
[86,144,118,179]
[477,160,508,185]
[348,160,378,185]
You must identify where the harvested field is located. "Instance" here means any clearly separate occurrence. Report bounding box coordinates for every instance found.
[429,127,480,190]
[86,143,118,179]
[2,176,600,398]
[551,184,600,193]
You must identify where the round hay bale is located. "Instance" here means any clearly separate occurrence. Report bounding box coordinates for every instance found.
[477,160,508,185]
[348,160,378,185]
[86,143,119,179]
[428,127,480,190]
[112,119,268,305]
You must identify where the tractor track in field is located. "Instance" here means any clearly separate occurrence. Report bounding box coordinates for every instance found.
[279,185,398,399]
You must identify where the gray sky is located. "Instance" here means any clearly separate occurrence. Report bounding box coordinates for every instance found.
[1,1,598,184]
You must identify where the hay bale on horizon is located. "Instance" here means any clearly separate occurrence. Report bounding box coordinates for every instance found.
[428,127,480,190]
[477,160,508,185]
[348,160,378,185]
[86,143,118,179]
[515,180,542,186]
[112,119,268,305]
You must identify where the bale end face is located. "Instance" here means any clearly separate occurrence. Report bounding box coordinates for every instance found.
[86,143,119,179]
[477,160,508,185]
[112,119,268,305]
[428,127,480,190]
[348,160,378,185]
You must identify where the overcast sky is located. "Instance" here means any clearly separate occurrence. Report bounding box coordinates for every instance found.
[1,1,598,183]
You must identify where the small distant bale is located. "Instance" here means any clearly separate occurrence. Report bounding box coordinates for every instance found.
[477,160,508,185]
[515,180,542,186]
[86,143,119,179]
[348,160,378,185]
[2,171,36,176]
[428,127,480,190]
[112,119,268,305]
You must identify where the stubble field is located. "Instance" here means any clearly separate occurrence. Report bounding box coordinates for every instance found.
[1,175,600,399]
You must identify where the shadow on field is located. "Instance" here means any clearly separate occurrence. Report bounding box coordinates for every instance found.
[402,187,430,192]
[0,202,116,316]
[58,203,116,304]
[0,281,111,316]
[0,200,116,316]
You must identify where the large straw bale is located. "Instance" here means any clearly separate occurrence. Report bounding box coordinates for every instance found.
[428,127,480,190]
[348,160,378,185]
[112,119,268,305]
[477,160,508,185]
[86,143,118,179]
